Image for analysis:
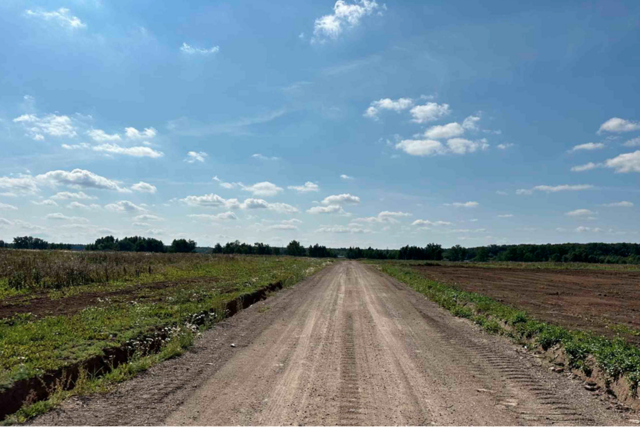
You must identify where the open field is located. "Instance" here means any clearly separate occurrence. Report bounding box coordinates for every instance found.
[0,250,329,422]
[408,262,640,344]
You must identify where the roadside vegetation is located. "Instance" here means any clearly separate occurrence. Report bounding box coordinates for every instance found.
[0,251,330,423]
[370,261,640,399]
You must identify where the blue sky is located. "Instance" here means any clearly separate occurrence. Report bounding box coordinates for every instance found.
[1,0,639,248]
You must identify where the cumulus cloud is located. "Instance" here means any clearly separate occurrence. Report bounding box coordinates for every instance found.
[602,201,633,207]
[125,127,157,140]
[497,143,514,150]
[445,201,479,208]
[180,194,297,213]
[340,174,354,180]
[604,151,640,173]
[312,0,382,43]
[395,139,446,156]
[25,8,85,29]
[32,199,58,207]
[93,143,164,158]
[307,205,346,215]
[423,122,465,139]
[180,43,220,55]
[66,202,100,210]
[267,224,298,231]
[599,118,640,133]
[575,226,602,233]
[287,182,319,193]
[241,182,284,197]
[50,191,97,200]
[134,214,164,222]
[37,169,131,193]
[321,194,360,205]
[409,103,451,123]
[104,201,147,213]
[570,142,605,152]
[189,212,237,221]
[571,162,601,172]
[252,153,280,161]
[46,213,89,222]
[87,129,121,142]
[497,214,514,218]
[446,138,489,154]
[566,209,595,217]
[131,182,157,194]
[13,114,77,140]
[354,211,411,224]
[315,225,371,234]
[462,115,481,130]
[412,219,452,226]
[185,151,208,163]
[624,137,640,147]
[213,176,238,189]
[0,203,18,211]
[364,98,413,120]
[517,184,594,194]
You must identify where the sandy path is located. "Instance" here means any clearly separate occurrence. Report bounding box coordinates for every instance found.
[34,261,631,425]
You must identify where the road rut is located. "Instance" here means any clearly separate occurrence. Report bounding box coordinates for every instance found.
[34,261,632,425]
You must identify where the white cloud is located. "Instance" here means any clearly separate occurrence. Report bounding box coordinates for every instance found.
[446,201,479,208]
[497,143,514,150]
[576,226,602,233]
[0,218,13,227]
[364,98,413,120]
[185,151,208,163]
[104,201,147,213]
[288,182,320,193]
[412,219,452,226]
[321,193,360,205]
[180,194,297,213]
[571,162,601,172]
[189,212,237,221]
[312,0,381,43]
[93,143,164,158]
[497,214,514,218]
[25,8,86,29]
[340,174,354,180]
[267,224,298,231]
[355,211,411,224]
[602,201,633,207]
[307,205,346,215]
[46,213,89,222]
[131,182,157,194]
[213,176,238,189]
[37,169,131,193]
[0,203,18,210]
[252,153,280,161]
[446,138,489,154]
[566,209,595,217]
[66,202,100,210]
[395,139,446,156]
[134,214,164,222]
[599,118,640,133]
[180,43,220,55]
[623,137,640,147]
[570,142,605,152]
[409,103,451,124]
[604,151,640,173]
[32,199,58,207]
[0,175,39,196]
[315,225,371,234]
[87,129,121,142]
[264,202,299,214]
[50,191,97,200]
[462,115,480,130]
[125,127,157,140]
[241,182,283,197]
[518,184,594,194]
[13,114,77,139]
[423,122,465,139]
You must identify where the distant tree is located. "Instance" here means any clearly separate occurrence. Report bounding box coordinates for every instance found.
[12,236,49,250]
[212,243,223,254]
[447,245,467,262]
[286,240,306,257]
[474,247,489,262]
[170,239,197,253]
[87,235,118,251]
[0,240,5,248]
[308,244,335,258]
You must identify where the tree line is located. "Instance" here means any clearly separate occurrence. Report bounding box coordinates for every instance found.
[3,235,640,264]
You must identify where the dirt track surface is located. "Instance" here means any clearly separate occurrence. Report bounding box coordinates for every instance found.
[33,262,632,425]
[413,265,640,344]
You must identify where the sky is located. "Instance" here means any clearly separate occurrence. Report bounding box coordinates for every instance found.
[0,0,639,249]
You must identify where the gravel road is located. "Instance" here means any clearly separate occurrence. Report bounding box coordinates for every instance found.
[34,261,632,425]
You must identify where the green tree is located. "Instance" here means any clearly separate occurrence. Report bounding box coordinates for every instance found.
[170,239,197,253]
[286,240,306,256]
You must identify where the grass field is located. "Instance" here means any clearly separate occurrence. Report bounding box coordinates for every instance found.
[386,259,640,271]
[0,250,330,421]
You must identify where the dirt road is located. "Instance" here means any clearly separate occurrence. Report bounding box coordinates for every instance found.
[34,261,631,425]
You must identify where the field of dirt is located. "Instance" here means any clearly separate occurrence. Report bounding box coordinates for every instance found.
[32,261,633,425]
[413,264,640,343]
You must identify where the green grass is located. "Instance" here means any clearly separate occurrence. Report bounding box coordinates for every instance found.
[0,255,330,395]
[370,261,640,396]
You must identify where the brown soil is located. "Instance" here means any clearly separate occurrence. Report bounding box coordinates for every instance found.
[32,262,633,425]
[413,264,640,344]
[0,278,217,319]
